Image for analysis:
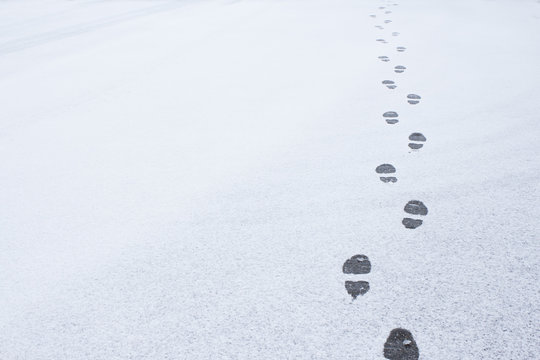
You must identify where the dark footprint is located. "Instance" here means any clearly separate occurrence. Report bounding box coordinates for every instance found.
[376,164,397,183]
[394,65,406,73]
[384,328,419,360]
[408,133,426,150]
[397,46,406,52]
[377,39,388,44]
[382,80,397,89]
[404,200,428,215]
[345,281,370,299]
[343,255,371,299]
[402,218,422,229]
[402,200,428,229]
[379,56,390,62]
[407,94,421,105]
[343,254,371,274]
[392,32,400,37]
[383,111,399,124]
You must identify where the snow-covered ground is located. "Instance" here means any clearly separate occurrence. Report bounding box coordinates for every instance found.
[1,0,539,358]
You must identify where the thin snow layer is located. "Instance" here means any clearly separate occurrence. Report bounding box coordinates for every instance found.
[0,0,539,359]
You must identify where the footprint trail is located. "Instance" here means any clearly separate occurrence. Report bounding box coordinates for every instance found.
[376,164,397,183]
[382,80,397,89]
[407,94,421,105]
[402,200,428,229]
[408,133,426,150]
[383,111,399,124]
[342,255,371,299]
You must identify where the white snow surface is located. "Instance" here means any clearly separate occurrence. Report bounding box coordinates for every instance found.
[1,0,539,359]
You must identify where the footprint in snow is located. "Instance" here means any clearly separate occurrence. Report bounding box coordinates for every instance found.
[370,14,377,18]
[343,255,371,299]
[397,46,406,52]
[407,94,421,105]
[376,164,397,183]
[383,111,399,124]
[384,20,392,24]
[402,200,428,229]
[392,32,400,36]
[408,132,426,150]
[379,56,390,62]
[375,25,384,29]
[384,328,419,360]
[379,6,386,9]
[394,65,406,73]
[385,10,392,14]
[377,39,388,44]
[382,80,397,89]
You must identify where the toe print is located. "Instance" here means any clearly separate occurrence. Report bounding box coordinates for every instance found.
[404,200,428,216]
[383,111,399,124]
[408,133,426,150]
[343,254,371,274]
[394,65,406,73]
[342,255,371,299]
[402,200,428,229]
[383,328,419,360]
[379,56,390,62]
[382,80,396,89]
[396,46,406,52]
[376,164,397,183]
[407,94,421,105]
